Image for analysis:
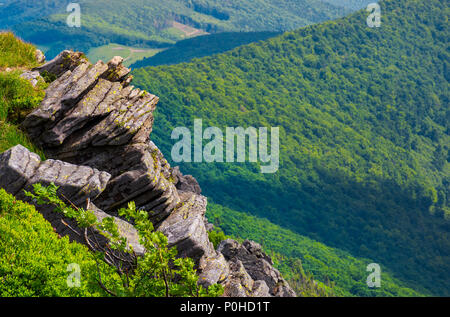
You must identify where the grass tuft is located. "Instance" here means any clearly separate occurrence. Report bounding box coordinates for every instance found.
[0,33,46,158]
[0,32,39,69]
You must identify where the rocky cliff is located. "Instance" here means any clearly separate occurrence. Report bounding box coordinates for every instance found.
[0,50,295,297]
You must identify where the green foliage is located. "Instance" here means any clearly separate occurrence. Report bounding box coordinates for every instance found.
[0,32,38,68]
[0,121,45,160]
[131,32,281,68]
[0,71,46,123]
[40,70,58,83]
[0,188,119,296]
[0,35,46,158]
[132,0,450,296]
[271,254,335,297]
[206,202,424,297]
[25,183,223,297]
[208,227,229,249]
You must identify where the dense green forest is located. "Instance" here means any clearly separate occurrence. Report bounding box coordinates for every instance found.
[322,0,375,11]
[130,32,280,68]
[206,202,423,297]
[132,0,450,296]
[1,0,366,58]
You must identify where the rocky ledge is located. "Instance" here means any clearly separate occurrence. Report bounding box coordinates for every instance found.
[0,50,295,297]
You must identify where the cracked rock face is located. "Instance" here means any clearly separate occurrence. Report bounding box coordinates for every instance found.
[0,144,144,255]
[22,51,179,223]
[218,239,297,297]
[0,145,110,205]
[159,191,215,262]
[0,50,296,298]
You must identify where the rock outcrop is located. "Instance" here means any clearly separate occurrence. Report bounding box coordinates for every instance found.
[0,50,296,297]
[22,50,179,224]
[218,239,297,297]
[35,49,46,64]
[0,144,143,255]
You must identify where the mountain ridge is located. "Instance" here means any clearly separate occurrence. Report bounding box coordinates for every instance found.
[1,0,372,58]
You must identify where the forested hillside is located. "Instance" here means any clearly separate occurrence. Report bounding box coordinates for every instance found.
[132,0,450,296]
[1,0,364,58]
[206,202,423,297]
[130,32,280,68]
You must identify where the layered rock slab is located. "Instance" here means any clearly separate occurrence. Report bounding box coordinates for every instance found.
[218,239,297,297]
[21,51,179,224]
[157,190,295,297]
[157,191,230,290]
[0,144,144,255]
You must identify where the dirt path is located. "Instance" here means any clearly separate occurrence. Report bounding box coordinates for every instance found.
[110,46,157,62]
[172,21,208,37]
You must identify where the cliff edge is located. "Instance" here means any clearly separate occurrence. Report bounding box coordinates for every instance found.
[0,50,296,297]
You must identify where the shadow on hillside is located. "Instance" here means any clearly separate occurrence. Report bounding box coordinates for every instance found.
[187,164,449,296]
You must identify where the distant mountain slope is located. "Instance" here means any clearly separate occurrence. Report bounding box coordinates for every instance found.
[132,0,450,295]
[206,202,424,297]
[1,0,360,58]
[130,31,280,68]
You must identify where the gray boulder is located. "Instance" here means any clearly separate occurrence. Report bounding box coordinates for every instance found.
[158,192,215,262]
[20,70,44,87]
[35,49,45,64]
[0,144,41,195]
[33,50,88,78]
[0,144,110,211]
[218,239,297,297]
[172,166,202,195]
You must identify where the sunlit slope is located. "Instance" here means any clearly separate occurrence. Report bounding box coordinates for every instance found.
[133,0,450,295]
[2,0,357,58]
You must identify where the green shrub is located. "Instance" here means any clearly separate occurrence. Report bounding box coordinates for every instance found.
[0,35,47,158]
[0,185,224,297]
[208,227,229,249]
[24,183,224,297]
[0,188,119,297]
[0,71,46,158]
[0,70,46,122]
[0,122,45,159]
[0,32,38,69]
